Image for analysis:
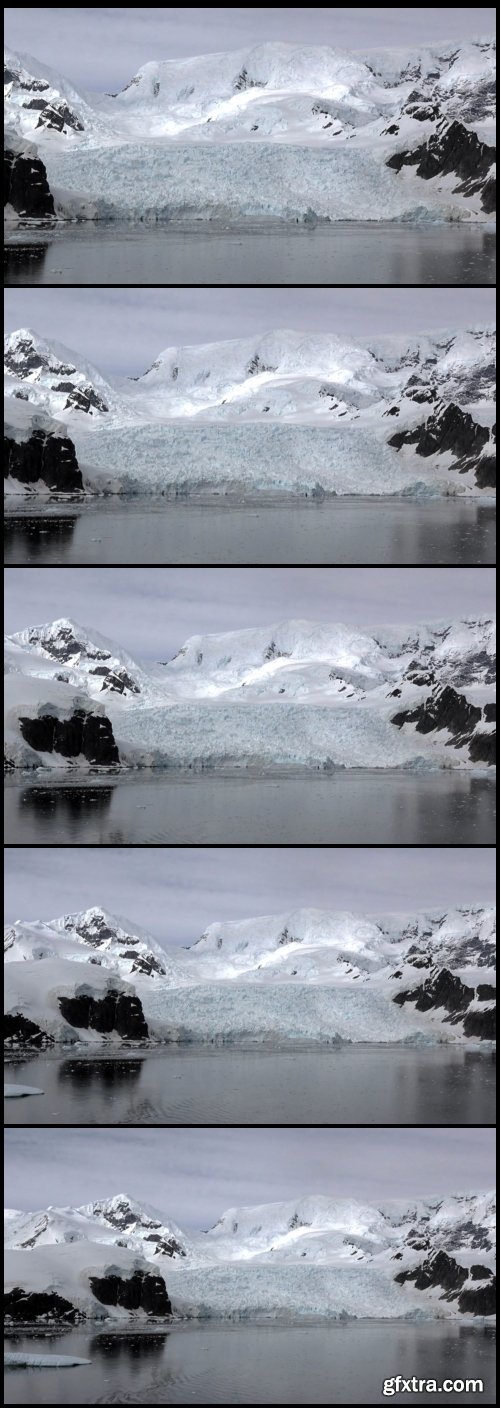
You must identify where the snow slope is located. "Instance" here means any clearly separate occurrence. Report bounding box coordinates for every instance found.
[4,902,495,1047]
[4,1191,495,1323]
[4,40,495,221]
[4,615,495,773]
[5,326,495,498]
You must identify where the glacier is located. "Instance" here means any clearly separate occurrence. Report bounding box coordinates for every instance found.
[4,614,496,774]
[4,1191,496,1323]
[4,40,496,223]
[4,325,496,498]
[4,901,495,1048]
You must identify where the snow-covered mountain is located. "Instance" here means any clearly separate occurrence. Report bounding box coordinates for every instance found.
[4,1190,496,1323]
[5,326,495,497]
[4,615,496,775]
[5,906,169,978]
[4,900,495,1048]
[4,40,495,221]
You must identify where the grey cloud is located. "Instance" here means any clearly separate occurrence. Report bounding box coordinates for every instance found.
[4,567,496,661]
[4,1128,496,1227]
[4,288,496,379]
[5,9,495,92]
[4,847,496,950]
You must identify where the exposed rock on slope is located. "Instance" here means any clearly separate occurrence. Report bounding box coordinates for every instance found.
[386,121,496,213]
[5,426,83,492]
[4,137,55,218]
[18,709,120,765]
[58,990,148,1039]
[392,685,495,765]
[388,404,495,487]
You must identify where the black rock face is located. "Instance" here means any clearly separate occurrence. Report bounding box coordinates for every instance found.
[143,1232,186,1257]
[4,1013,54,1048]
[4,145,55,218]
[468,732,496,765]
[476,983,496,1001]
[470,1264,493,1280]
[89,1271,171,1315]
[5,428,83,492]
[19,709,120,765]
[36,102,84,133]
[463,1007,496,1040]
[459,1279,496,1315]
[5,1288,80,1323]
[58,989,149,1039]
[395,1249,467,1295]
[393,967,474,1015]
[392,685,481,738]
[388,404,491,484]
[63,385,109,414]
[386,120,495,212]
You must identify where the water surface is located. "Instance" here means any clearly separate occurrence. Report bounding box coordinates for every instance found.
[4,770,495,844]
[4,221,496,286]
[4,1322,496,1404]
[4,1045,495,1127]
[4,497,496,566]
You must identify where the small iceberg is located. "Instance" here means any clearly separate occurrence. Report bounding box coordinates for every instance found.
[4,1084,44,1098]
[5,1352,90,1367]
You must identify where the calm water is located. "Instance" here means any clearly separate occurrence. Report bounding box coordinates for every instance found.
[4,221,496,286]
[4,1323,496,1404]
[4,497,496,567]
[4,770,496,844]
[4,1046,495,1127]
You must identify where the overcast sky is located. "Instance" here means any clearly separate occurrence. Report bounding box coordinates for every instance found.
[4,289,496,378]
[4,847,494,946]
[5,9,495,92]
[4,568,495,662]
[4,1128,495,1225]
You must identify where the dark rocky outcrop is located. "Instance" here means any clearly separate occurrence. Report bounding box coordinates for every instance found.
[89,666,140,696]
[395,1249,467,1294]
[63,385,109,414]
[5,143,55,217]
[388,404,492,487]
[470,1264,493,1281]
[5,1288,80,1323]
[463,1007,496,1041]
[5,428,83,492]
[458,1280,496,1315]
[468,732,496,765]
[392,685,481,738]
[58,989,148,1039]
[474,455,496,490]
[89,1271,171,1315]
[143,1232,186,1257]
[36,102,84,133]
[19,709,120,765]
[386,121,495,212]
[121,950,166,977]
[393,967,474,1015]
[483,703,496,723]
[4,1013,54,1047]
[476,983,496,1001]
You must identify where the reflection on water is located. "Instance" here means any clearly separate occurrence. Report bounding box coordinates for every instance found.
[4,221,496,287]
[4,242,49,280]
[4,497,496,567]
[58,1058,143,1091]
[4,1046,496,1127]
[4,1322,496,1405]
[90,1333,169,1361]
[4,771,496,845]
[4,515,78,560]
[16,783,114,829]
